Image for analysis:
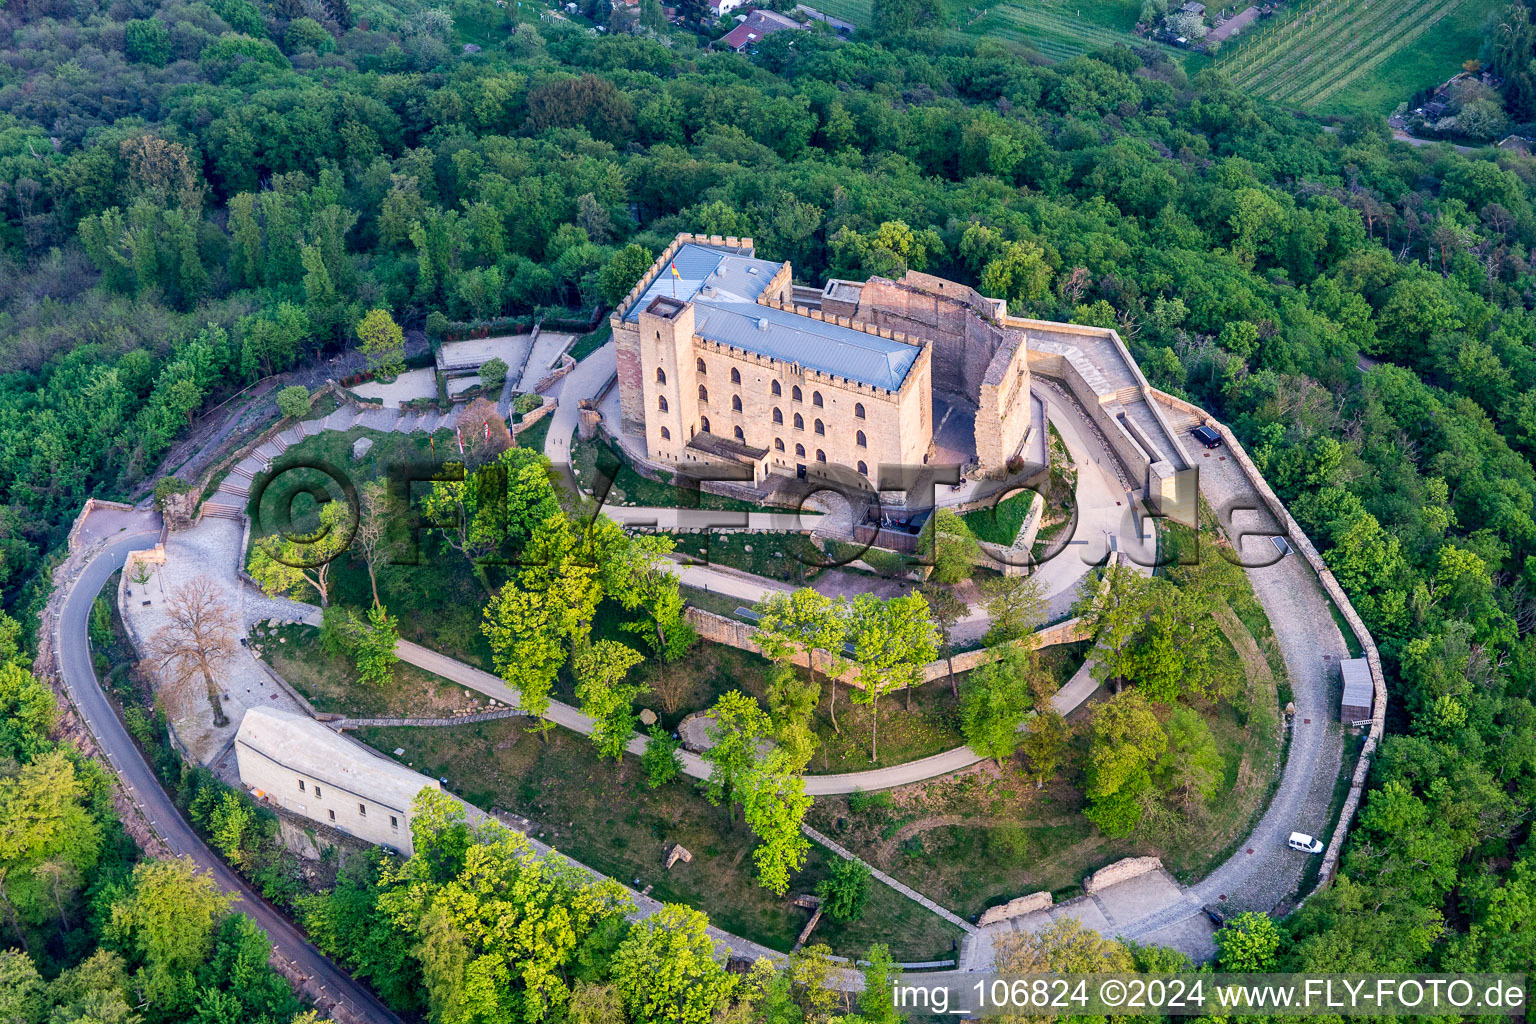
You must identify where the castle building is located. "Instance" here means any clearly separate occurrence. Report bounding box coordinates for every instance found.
[611,234,1034,486]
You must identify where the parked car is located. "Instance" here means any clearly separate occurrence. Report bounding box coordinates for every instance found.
[1191,425,1222,448]
[1287,831,1324,854]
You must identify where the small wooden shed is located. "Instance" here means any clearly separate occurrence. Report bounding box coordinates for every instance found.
[1340,658,1373,724]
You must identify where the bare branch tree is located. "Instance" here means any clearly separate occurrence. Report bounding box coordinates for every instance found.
[352,480,391,609]
[148,575,237,727]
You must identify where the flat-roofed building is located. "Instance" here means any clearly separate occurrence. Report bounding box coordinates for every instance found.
[236,707,436,856]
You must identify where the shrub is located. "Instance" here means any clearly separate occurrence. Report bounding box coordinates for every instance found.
[513,392,543,415]
[480,357,508,389]
[276,385,311,419]
[816,858,872,923]
[153,476,191,509]
[641,727,682,788]
[847,789,894,815]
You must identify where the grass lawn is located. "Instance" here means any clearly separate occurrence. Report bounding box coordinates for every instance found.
[258,623,485,719]
[669,531,824,584]
[962,489,1037,546]
[514,414,551,452]
[245,425,558,670]
[352,721,965,961]
[1313,0,1498,115]
[805,621,1280,917]
[571,434,761,513]
[567,322,613,364]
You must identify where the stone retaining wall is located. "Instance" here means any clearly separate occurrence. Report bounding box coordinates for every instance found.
[977,890,1053,926]
[682,606,1091,687]
[511,397,556,437]
[1084,855,1162,893]
[1147,388,1387,893]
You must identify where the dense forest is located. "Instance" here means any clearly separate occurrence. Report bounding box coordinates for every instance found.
[1,0,1535,1001]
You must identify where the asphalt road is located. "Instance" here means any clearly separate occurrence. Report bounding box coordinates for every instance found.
[56,533,402,1024]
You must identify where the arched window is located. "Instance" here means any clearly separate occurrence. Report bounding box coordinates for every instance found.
[812,391,823,408]
[732,395,742,412]
[733,425,745,441]
[730,368,741,384]
[656,367,666,384]
[661,426,671,440]
[857,460,868,475]
[795,443,805,457]
[696,358,706,375]
[698,385,708,402]
[771,380,782,397]
[856,430,867,448]
[814,419,825,435]
[775,438,785,451]
[792,385,802,402]
[855,402,865,419]
[657,395,668,412]
[701,416,711,433]
[816,449,827,463]
[772,408,783,424]
[793,413,804,430]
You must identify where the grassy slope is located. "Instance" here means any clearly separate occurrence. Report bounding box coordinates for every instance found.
[1313,0,1499,115]
[354,721,965,961]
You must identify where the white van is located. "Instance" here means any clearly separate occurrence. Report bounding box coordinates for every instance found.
[1288,832,1324,854]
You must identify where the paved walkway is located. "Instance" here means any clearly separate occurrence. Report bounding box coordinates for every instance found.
[122,516,316,762]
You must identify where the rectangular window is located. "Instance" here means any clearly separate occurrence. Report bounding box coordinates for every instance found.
[390,816,398,829]
[328,809,335,821]
[298,780,305,792]
[314,786,322,799]
[358,804,366,817]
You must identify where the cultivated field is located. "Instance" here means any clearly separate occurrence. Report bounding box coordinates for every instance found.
[1215,0,1498,113]
[806,0,1189,63]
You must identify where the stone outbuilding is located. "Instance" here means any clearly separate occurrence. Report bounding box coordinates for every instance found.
[236,707,438,856]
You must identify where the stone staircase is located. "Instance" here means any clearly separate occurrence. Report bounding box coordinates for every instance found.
[202,501,244,521]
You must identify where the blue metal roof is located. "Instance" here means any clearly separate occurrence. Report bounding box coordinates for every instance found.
[626,243,921,391]
[625,244,781,320]
[693,302,920,392]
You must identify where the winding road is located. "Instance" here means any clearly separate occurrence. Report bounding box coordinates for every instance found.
[55,530,402,1024]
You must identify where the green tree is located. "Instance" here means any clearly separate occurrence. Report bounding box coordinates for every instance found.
[356,308,405,379]
[482,584,566,739]
[754,589,848,733]
[105,858,235,1009]
[124,19,172,65]
[1215,911,1282,971]
[917,508,979,585]
[1021,709,1069,789]
[959,649,1033,767]
[816,858,871,923]
[573,640,647,761]
[610,904,737,1024]
[739,749,811,895]
[848,592,939,759]
[640,727,683,789]
[1084,689,1167,837]
[276,385,311,419]
[701,691,770,813]
[981,573,1045,646]
[598,243,655,306]
[246,501,353,607]
[479,357,508,390]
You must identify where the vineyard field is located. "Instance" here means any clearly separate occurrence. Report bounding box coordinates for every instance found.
[1215,0,1500,113]
[967,0,1189,61]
